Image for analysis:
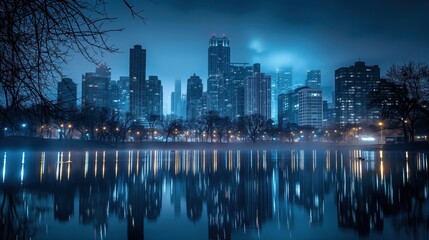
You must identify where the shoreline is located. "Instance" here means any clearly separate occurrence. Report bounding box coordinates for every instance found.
[1,136,427,152]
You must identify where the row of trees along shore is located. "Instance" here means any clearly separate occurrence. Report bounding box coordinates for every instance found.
[1,1,429,144]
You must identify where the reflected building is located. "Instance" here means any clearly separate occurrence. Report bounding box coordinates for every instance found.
[54,182,75,222]
[1,149,428,240]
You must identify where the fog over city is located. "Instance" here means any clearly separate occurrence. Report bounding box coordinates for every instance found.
[64,0,429,110]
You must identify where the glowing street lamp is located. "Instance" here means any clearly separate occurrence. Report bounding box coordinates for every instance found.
[378,121,384,144]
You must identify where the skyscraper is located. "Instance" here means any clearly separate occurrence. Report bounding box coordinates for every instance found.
[186,74,203,120]
[129,45,147,122]
[298,87,323,129]
[171,79,182,117]
[230,63,253,119]
[82,64,111,109]
[306,70,321,88]
[118,76,130,116]
[146,76,163,117]
[278,88,300,128]
[244,64,271,119]
[207,35,230,115]
[57,78,77,112]
[208,35,230,77]
[335,61,380,126]
[276,67,293,95]
[110,80,120,116]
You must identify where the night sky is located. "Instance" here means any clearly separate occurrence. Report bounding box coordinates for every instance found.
[66,0,429,112]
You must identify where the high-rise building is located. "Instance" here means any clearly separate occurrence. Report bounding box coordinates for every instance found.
[57,78,77,112]
[278,89,300,128]
[306,70,321,88]
[171,79,182,117]
[244,64,271,119]
[230,63,253,119]
[118,76,130,116]
[129,45,147,122]
[276,68,293,95]
[146,76,163,117]
[298,87,323,129]
[82,64,111,109]
[207,75,221,112]
[110,80,120,116]
[272,68,292,123]
[170,92,176,115]
[335,61,380,126]
[186,74,203,120]
[208,35,230,77]
[207,35,231,116]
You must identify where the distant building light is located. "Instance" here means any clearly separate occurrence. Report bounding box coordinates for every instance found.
[361,136,376,142]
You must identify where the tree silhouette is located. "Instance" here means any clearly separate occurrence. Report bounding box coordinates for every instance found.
[370,62,429,143]
[0,0,144,130]
[238,114,270,143]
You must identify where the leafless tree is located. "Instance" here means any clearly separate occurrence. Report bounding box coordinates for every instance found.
[370,62,429,143]
[0,0,144,130]
[238,114,270,143]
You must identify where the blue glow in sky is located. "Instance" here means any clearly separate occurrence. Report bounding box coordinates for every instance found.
[65,0,429,111]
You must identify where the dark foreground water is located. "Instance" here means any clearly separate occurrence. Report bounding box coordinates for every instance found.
[1,148,428,240]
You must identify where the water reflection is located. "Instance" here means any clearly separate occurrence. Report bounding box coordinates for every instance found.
[0,149,428,239]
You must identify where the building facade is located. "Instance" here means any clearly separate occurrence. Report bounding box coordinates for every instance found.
[207,35,230,116]
[129,45,147,122]
[186,74,203,120]
[57,78,77,112]
[230,63,253,119]
[82,64,111,109]
[171,79,183,118]
[278,89,299,128]
[146,76,163,117]
[244,64,271,119]
[306,70,321,88]
[298,87,323,129]
[335,61,380,126]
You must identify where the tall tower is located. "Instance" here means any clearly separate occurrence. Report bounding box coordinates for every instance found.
[186,74,203,120]
[306,70,321,88]
[208,35,230,115]
[335,61,380,126]
[230,63,253,119]
[129,45,147,122]
[208,35,230,77]
[244,64,271,119]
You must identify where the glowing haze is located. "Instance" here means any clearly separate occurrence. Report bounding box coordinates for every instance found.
[65,0,429,112]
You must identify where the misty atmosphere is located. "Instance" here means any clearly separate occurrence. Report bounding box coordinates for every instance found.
[1,1,429,239]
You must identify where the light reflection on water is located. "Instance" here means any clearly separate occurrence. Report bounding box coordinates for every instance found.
[0,149,428,240]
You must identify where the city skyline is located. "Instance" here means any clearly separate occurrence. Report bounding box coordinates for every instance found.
[62,0,429,112]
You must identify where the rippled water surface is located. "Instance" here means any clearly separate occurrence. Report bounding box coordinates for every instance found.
[1,148,428,240]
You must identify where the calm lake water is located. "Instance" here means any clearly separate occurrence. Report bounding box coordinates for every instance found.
[0,148,428,240]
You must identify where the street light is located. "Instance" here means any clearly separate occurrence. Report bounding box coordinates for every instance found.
[378,121,383,144]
